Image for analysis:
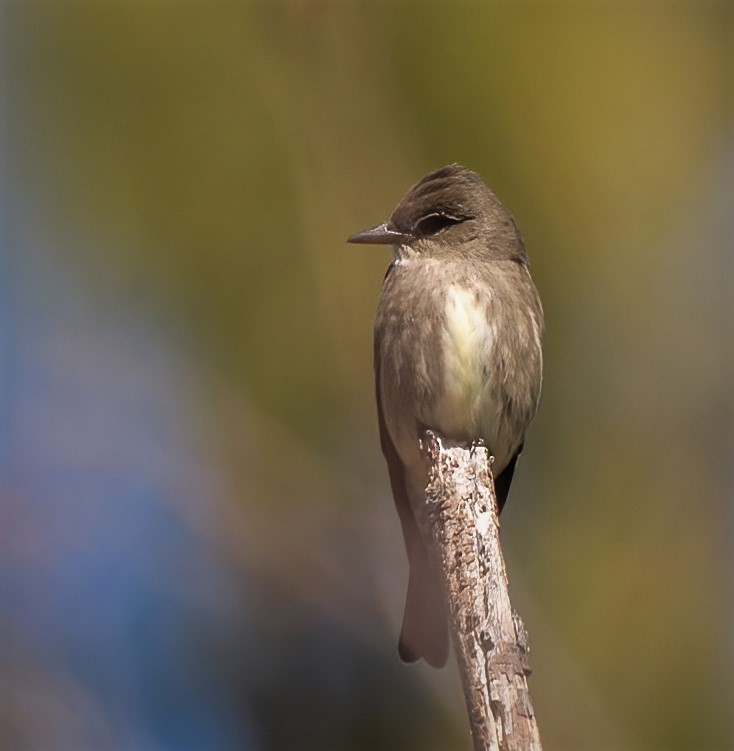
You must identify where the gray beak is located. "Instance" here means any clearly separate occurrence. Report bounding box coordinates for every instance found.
[347,222,410,245]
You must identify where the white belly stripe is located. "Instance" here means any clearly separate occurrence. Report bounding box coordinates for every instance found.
[435,285,497,438]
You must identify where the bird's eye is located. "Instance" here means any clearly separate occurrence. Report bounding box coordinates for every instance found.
[414,213,464,237]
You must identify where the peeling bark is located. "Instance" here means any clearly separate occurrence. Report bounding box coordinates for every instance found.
[420,430,542,751]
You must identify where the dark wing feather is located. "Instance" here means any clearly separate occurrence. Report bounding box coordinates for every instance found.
[493,446,522,514]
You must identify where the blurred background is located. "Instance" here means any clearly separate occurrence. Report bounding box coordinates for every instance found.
[2,2,732,750]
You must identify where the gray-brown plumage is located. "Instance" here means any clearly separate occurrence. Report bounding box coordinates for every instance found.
[348,164,543,668]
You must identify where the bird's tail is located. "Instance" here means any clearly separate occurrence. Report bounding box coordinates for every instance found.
[398,548,449,668]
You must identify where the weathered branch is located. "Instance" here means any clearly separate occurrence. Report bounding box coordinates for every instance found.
[420,430,542,751]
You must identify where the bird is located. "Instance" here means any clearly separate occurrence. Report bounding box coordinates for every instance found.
[347,164,543,668]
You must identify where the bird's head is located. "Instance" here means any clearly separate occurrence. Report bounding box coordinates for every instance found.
[347,164,527,264]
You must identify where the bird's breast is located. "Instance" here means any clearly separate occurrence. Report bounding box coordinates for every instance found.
[433,284,496,439]
[377,261,541,476]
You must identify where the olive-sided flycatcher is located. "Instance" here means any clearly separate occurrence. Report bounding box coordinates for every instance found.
[348,164,543,668]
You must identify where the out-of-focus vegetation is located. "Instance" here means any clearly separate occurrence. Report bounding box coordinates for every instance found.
[3,3,731,750]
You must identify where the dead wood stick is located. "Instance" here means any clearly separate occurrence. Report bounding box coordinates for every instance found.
[420,430,542,751]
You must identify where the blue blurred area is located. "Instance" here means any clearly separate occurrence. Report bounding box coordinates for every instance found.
[0,170,449,751]
[2,194,257,749]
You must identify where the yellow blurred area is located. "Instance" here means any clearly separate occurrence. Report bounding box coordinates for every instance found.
[5,3,732,750]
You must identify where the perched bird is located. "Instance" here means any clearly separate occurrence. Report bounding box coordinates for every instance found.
[348,164,543,667]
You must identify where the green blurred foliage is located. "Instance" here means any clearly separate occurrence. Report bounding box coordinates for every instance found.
[10,2,732,749]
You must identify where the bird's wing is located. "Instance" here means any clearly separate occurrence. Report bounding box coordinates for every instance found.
[493,445,522,514]
[374,329,448,668]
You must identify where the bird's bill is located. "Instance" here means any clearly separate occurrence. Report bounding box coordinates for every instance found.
[347,222,409,245]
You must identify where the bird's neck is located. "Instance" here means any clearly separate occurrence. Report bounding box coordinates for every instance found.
[392,243,420,266]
